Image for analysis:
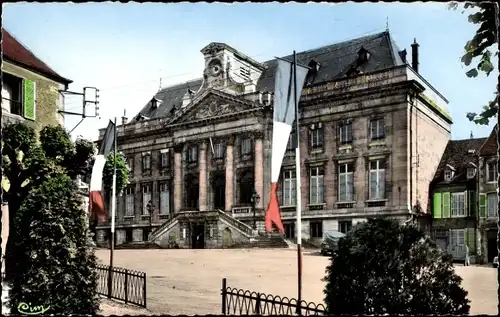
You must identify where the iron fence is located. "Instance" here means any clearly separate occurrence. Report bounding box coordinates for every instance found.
[95,264,147,308]
[221,278,326,316]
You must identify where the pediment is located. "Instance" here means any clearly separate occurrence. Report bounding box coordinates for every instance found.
[170,89,257,124]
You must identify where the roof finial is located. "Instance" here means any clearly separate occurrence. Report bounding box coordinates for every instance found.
[470,131,474,139]
[158,77,162,92]
[386,17,389,32]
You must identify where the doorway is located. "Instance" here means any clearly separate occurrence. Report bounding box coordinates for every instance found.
[191,223,205,249]
[212,171,226,211]
[185,174,199,210]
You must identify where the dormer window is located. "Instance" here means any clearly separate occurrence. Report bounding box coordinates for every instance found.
[357,46,370,64]
[151,97,162,109]
[467,167,476,179]
[444,168,454,181]
[308,59,321,72]
[346,65,361,77]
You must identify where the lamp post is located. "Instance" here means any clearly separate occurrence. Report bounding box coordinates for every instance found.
[147,200,155,239]
[250,189,261,230]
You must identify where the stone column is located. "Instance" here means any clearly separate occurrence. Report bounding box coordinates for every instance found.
[199,140,208,211]
[174,144,183,213]
[225,136,235,212]
[254,132,264,209]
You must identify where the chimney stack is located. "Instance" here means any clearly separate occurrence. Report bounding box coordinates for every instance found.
[411,38,419,73]
[121,109,128,125]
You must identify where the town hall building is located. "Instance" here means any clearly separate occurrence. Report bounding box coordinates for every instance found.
[95,31,452,249]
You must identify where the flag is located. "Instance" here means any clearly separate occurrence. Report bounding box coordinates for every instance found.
[89,120,116,221]
[265,58,309,233]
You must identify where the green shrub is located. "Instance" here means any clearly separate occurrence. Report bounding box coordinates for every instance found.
[323,218,470,315]
[8,173,100,315]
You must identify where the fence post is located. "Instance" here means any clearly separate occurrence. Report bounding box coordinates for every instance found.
[255,292,261,315]
[107,266,113,299]
[143,272,147,308]
[124,271,129,304]
[221,278,227,315]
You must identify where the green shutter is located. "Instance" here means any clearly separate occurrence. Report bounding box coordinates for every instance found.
[23,79,36,120]
[442,192,451,218]
[479,193,487,218]
[467,190,475,216]
[433,192,442,218]
[466,228,476,253]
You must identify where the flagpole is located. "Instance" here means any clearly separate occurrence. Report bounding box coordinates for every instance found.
[110,117,117,269]
[293,50,303,316]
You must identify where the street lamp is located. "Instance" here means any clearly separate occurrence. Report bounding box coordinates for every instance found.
[250,189,261,230]
[147,200,155,239]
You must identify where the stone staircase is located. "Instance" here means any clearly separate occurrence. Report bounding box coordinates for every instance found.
[232,233,288,249]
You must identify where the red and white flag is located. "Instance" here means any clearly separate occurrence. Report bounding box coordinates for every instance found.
[265,58,309,233]
[89,120,116,222]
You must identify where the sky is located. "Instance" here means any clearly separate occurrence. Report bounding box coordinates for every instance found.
[3,2,498,142]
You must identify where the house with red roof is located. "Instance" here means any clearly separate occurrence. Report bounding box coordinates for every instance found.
[1,27,72,130]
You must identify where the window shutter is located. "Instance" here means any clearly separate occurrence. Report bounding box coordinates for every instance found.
[479,193,487,218]
[467,190,475,216]
[23,79,36,120]
[433,192,442,218]
[442,192,451,218]
[466,228,476,253]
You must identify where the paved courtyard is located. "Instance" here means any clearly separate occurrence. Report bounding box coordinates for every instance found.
[96,249,498,315]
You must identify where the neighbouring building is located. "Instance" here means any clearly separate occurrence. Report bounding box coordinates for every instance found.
[478,126,499,264]
[428,137,486,263]
[96,31,452,249]
[1,28,72,272]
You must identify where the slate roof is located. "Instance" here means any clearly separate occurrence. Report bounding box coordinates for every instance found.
[432,138,487,185]
[479,125,497,157]
[137,31,406,120]
[2,28,72,85]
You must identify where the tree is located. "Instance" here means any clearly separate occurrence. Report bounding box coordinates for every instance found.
[323,218,470,315]
[8,173,99,315]
[1,123,128,281]
[448,2,498,125]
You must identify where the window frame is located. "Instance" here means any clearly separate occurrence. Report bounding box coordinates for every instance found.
[213,141,226,159]
[1,72,23,116]
[338,162,354,202]
[309,124,324,150]
[450,192,466,217]
[240,137,252,156]
[338,220,353,234]
[339,121,353,145]
[309,221,323,239]
[142,184,152,215]
[466,167,476,179]
[159,182,170,215]
[124,186,135,217]
[309,166,324,205]
[444,169,453,181]
[188,145,198,163]
[369,159,386,200]
[370,118,385,140]
[487,161,498,183]
[160,151,170,169]
[487,192,498,217]
[283,170,297,207]
[142,153,151,172]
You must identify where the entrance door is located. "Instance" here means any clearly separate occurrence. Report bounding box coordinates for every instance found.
[450,229,465,260]
[191,224,205,249]
[185,174,199,210]
[212,172,226,211]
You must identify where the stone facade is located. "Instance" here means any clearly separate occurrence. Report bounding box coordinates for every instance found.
[96,32,451,248]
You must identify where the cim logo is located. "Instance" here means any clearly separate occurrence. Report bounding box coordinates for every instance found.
[17,302,50,315]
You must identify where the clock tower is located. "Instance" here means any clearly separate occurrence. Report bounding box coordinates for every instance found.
[200,42,265,94]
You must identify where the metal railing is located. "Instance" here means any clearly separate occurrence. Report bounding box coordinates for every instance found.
[221,278,326,315]
[95,264,147,308]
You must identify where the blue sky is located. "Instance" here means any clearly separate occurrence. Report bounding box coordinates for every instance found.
[3,2,498,141]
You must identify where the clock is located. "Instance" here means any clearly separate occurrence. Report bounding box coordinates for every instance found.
[208,59,222,77]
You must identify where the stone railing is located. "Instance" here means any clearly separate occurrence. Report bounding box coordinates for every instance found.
[232,206,252,215]
[216,209,254,238]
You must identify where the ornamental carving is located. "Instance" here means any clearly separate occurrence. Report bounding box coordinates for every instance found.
[194,100,232,120]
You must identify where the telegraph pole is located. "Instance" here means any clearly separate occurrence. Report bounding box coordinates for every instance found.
[59,86,100,133]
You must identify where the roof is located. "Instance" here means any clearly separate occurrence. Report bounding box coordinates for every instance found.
[432,138,487,185]
[479,125,497,156]
[2,28,72,85]
[137,31,406,120]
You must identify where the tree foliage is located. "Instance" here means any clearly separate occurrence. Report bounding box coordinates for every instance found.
[102,151,130,197]
[8,173,99,315]
[449,2,498,125]
[323,218,470,315]
[1,122,129,280]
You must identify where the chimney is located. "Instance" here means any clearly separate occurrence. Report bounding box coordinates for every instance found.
[411,38,419,73]
[121,109,128,125]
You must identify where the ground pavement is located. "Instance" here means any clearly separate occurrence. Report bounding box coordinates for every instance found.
[96,248,498,315]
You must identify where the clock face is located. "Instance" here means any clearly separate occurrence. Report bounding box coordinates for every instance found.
[208,59,222,76]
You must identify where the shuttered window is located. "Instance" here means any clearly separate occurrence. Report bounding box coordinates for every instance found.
[442,192,451,218]
[479,193,487,218]
[23,79,36,120]
[433,192,442,218]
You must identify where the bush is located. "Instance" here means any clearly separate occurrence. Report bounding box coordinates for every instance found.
[8,173,100,315]
[323,218,470,315]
